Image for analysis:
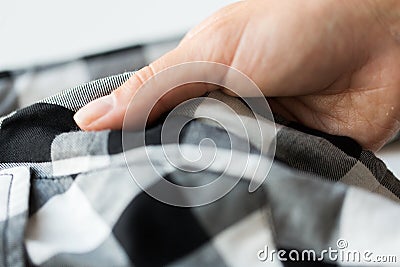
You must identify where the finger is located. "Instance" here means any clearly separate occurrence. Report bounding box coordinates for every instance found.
[73,48,221,131]
[73,1,247,131]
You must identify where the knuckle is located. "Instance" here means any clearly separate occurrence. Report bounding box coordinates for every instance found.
[134,65,154,86]
[122,64,158,94]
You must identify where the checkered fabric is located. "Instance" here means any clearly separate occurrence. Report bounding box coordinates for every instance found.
[0,39,180,117]
[1,44,400,267]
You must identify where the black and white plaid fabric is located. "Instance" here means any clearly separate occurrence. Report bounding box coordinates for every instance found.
[0,39,180,117]
[1,42,400,267]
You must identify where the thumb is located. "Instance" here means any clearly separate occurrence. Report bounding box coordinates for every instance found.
[73,44,224,131]
[73,1,248,131]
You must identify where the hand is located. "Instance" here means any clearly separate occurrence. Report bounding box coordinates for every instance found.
[73,0,400,151]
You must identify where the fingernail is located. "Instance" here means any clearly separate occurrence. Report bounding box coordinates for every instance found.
[74,95,114,127]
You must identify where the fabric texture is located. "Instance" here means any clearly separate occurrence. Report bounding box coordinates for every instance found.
[0,39,179,117]
[0,73,400,267]
[0,43,400,267]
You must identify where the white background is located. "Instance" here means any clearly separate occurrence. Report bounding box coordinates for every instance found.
[0,0,235,70]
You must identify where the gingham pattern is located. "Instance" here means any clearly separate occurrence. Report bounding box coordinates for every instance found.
[0,45,400,267]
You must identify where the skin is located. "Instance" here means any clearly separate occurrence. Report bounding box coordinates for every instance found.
[74,0,400,151]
